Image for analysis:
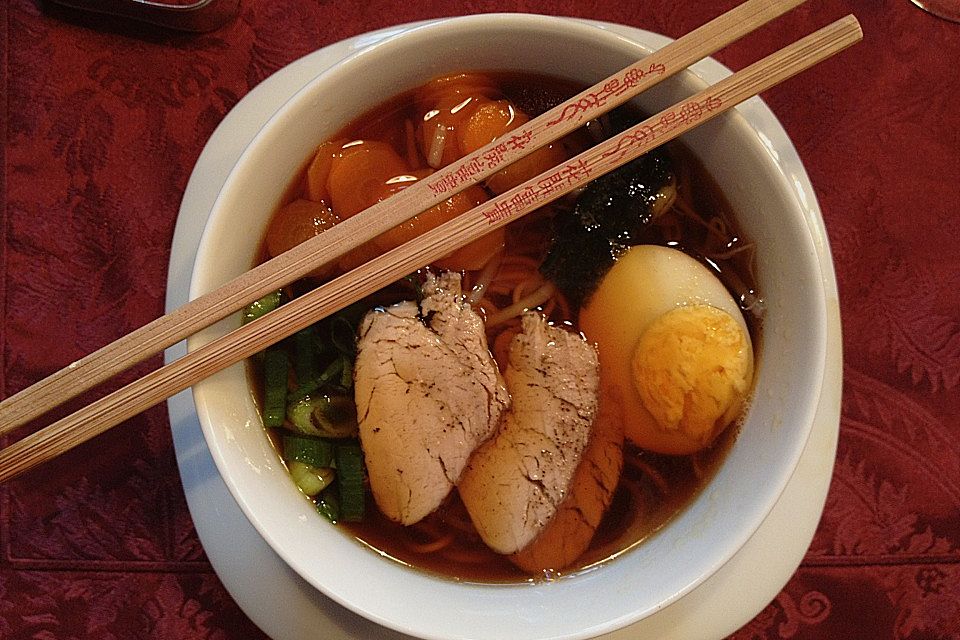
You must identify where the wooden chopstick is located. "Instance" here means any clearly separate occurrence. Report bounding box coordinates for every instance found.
[0,15,862,483]
[0,0,807,435]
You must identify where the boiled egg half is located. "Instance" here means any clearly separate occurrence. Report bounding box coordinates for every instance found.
[579,244,754,455]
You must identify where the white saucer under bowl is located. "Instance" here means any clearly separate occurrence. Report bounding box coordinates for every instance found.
[165,19,841,640]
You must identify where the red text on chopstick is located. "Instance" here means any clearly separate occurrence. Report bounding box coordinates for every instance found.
[545,62,667,127]
[424,62,666,198]
[478,94,723,225]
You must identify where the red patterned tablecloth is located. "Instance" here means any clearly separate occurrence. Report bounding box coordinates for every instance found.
[2,0,959,638]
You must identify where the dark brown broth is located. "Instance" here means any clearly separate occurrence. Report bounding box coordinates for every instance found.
[253,72,759,583]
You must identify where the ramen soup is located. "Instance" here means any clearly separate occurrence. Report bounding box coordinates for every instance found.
[247,72,762,583]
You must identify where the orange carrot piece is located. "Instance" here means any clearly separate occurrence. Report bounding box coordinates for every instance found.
[374,182,505,272]
[457,99,520,155]
[416,75,501,169]
[304,139,348,202]
[335,168,431,273]
[458,99,570,195]
[265,198,341,280]
[336,238,385,274]
[485,143,567,195]
[374,184,485,250]
[414,73,497,112]
[326,140,409,219]
[434,225,506,272]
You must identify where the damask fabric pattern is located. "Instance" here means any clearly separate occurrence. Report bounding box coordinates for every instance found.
[1,0,958,638]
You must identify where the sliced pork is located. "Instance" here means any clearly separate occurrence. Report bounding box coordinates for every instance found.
[458,313,601,554]
[510,391,623,572]
[354,272,509,525]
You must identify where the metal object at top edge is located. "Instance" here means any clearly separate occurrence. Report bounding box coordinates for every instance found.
[48,0,240,33]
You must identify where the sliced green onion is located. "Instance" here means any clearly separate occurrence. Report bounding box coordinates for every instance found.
[317,356,345,387]
[261,348,289,428]
[310,354,353,391]
[335,442,365,522]
[289,379,319,403]
[242,290,282,324]
[329,316,357,358]
[293,327,320,393]
[282,434,334,468]
[286,394,358,438]
[289,461,335,497]
[316,486,340,523]
[339,355,353,389]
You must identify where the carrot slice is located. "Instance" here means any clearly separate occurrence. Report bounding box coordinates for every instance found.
[458,100,570,195]
[485,142,568,195]
[414,73,497,112]
[337,238,385,274]
[265,198,341,280]
[434,224,506,272]
[457,99,520,155]
[304,139,348,202]
[326,140,409,219]
[335,168,433,273]
[419,101,479,169]
[266,198,339,258]
[375,184,485,250]
[416,75,500,169]
[377,167,433,201]
[375,183,505,272]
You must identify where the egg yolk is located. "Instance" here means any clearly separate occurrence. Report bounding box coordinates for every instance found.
[631,305,752,451]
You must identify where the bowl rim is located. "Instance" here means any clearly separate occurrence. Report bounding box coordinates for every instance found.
[188,12,829,640]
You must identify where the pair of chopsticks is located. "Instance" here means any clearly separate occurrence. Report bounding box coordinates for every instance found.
[0,0,862,483]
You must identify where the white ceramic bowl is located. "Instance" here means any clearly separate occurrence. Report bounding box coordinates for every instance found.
[188,14,829,640]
